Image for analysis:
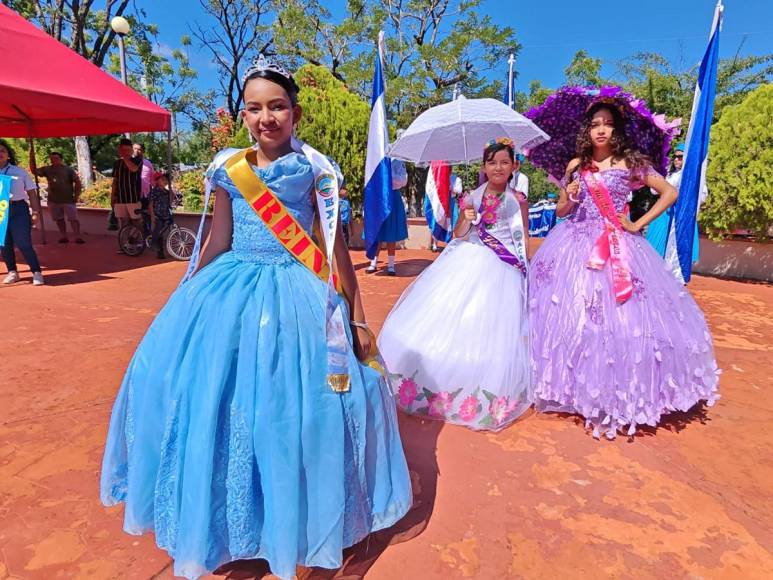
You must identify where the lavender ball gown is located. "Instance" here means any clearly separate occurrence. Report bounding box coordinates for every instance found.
[529,167,720,439]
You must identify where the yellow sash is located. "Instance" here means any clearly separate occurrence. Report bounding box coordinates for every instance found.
[224,148,340,290]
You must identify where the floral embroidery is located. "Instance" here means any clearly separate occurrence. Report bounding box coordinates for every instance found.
[428,391,454,417]
[481,191,505,229]
[584,288,605,325]
[488,396,518,425]
[458,395,480,422]
[397,378,418,407]
[533,259,555,287]
[390,374,521,430]
[632,275,646,300]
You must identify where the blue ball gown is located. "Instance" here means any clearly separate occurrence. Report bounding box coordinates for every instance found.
[100,151,412,580]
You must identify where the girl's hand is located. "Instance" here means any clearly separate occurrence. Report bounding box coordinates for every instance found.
[463,207,477,222]
[618,213,641,233]
[565,179,580,199]
[352,324,373,361]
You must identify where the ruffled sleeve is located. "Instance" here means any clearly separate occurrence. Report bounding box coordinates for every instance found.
[205,148,242,198]
[630,163,659,189]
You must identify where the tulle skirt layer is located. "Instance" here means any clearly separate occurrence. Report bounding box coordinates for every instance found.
[379,239,531,431]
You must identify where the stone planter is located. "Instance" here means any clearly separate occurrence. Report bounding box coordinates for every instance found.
[693,235,772,282]
[37,203,211,240]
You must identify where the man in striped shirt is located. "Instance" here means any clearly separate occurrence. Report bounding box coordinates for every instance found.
[111,138,141,229]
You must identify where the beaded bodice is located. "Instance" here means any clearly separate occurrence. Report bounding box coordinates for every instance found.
[209,151,315,264]
[567,168,634,225]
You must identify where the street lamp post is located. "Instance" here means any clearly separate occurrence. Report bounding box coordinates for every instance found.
[111,16,131,137]
[110,16,130,83]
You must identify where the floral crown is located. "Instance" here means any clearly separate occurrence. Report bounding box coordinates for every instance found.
[241,54,293,84]
[484,137,514,151]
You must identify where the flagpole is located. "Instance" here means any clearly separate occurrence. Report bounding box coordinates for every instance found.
[507,53,515,109]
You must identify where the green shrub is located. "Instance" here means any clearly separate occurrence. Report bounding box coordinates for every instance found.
[79,178,112,208]
[176,169,209,213]
[701,84,773,240]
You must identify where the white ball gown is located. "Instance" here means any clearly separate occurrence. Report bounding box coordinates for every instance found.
[378,183,531,431]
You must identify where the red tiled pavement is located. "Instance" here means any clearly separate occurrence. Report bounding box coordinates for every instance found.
[1,236,772,579]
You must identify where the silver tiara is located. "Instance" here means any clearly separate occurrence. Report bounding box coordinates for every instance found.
[241,54,292,84]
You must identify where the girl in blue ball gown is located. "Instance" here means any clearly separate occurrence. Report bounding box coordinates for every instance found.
[100,56,412,580]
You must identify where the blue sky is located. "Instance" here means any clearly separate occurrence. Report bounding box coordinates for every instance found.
[145,0,771,109]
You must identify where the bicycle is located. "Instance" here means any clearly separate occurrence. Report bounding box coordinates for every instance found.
[117,207,196,261]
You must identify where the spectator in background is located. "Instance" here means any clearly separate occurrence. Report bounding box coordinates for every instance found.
[31,151,84,244]
[1,139,45,286]
[509,152,530,202]
[148,171,173,259]
[509,152,530,236]
[339,187,351,247]
[111,138,141,232]
[133,142,154,210]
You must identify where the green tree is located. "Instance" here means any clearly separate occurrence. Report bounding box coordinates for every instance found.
[106,26,200,125]
[274,0,373,84]
[376,0,519,128]
[564,49,605,86]
[618,48,773,125]
[700,83,773,240]
[293,64,371,211]
[272,0,519,126]
[191,0,274,123]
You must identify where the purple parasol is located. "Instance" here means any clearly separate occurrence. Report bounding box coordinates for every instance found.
[524,85,681,181]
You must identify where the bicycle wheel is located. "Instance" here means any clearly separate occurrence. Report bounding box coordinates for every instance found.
[118,224,146,256]
[165,225,197,261]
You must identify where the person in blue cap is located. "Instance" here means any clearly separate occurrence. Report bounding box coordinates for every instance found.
[645,143,701,283]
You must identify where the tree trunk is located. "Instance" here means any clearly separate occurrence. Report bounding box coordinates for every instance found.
[74,136,93,188]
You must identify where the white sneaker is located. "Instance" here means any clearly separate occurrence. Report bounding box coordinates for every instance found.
[32,272,45,286]
[3,271,19,284]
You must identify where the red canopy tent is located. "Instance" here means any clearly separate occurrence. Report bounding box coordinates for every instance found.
[0,4,173,243]
[0,4,171,137]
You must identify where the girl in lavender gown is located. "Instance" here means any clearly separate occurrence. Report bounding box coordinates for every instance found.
[529,101,720,439]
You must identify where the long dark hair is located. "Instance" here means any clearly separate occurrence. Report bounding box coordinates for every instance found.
[242,69,301,106]
[0,139,18,165]
[576,100,649,173]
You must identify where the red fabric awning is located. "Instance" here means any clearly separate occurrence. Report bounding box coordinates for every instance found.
[0,4,171,138]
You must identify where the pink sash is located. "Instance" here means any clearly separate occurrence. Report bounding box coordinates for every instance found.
[581,169,633,304]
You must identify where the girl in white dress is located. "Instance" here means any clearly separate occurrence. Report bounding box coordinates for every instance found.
[378,138,531,431]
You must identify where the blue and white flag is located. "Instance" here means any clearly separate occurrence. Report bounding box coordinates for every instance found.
[674,0,723,282]
[363,31,393,260]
